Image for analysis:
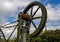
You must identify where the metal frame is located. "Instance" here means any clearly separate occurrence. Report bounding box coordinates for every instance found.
[23,1,47,38]
[0,1,47,42]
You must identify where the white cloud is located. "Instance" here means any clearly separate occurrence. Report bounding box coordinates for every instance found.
[0,0,60,38]
[46,4,60,21]
[0,0,39,25]
[46,25,60,30]
[1,28,17,39]
[45,4,60,30]
[0,0,40,38]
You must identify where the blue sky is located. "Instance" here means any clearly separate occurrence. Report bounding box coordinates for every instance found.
[0,0,60,38]
[47,0,60,5]
[40,0,60,5]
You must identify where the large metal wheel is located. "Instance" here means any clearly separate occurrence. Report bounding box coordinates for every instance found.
[23,1,47,38]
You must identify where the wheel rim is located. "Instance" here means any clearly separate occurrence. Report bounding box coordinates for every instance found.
[23,1,47,38]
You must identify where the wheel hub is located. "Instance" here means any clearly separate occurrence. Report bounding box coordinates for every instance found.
[21,13,31,21]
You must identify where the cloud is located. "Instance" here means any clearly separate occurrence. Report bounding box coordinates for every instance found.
[0,0,40,25]
[0,0,60,38]
[46,4,60,21]
[1,27,17,39]
[0,0,40,38]
[46,4,60,30]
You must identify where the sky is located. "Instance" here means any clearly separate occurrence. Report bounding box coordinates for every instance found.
[0,0,60,39]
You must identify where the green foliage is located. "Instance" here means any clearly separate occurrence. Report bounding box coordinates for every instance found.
[0,29,60,42]
[31,29,60,42]
[35,38,41,42]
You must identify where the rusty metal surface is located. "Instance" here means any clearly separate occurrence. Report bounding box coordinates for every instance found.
[23,1,47,38]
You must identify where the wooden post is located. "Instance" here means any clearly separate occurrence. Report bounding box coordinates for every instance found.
[26,21,30,42]
[17,12,30,42]
[22,28,27,42]
[17,14,22,42]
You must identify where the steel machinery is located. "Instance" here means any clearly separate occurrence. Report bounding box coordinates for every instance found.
[0,1,47,42]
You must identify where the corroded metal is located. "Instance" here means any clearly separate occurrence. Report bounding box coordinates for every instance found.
[0,1,47,42]
[21,13,30,21]
[18,1,47,42]
[23,1,47,38]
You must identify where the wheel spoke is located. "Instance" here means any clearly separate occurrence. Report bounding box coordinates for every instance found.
[32,21,37,29]
[30,7,33,16]
[33,16,42,19]
[32,6,40,17]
